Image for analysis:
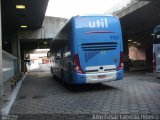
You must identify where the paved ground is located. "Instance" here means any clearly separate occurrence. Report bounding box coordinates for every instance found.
[8,69,160,120]
[0,80,13,110]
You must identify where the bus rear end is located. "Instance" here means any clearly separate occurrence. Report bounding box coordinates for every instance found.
[72,15,123,84]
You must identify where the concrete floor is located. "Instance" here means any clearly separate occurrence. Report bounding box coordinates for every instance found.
[8,67,160,119]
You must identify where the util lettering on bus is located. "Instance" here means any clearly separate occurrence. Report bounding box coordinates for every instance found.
[88,18,108,28]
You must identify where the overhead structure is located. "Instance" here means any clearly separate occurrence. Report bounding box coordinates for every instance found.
[2,0,49,30]
[119,1,160,48]
[50,20,70,52]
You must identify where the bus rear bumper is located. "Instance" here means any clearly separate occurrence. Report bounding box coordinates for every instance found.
[72,70,123,84]
[86,71,117,84]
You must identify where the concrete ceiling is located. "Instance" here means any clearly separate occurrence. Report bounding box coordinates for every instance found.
[120,1,160,48]
[1,0,49,53]
[2,0,49,30]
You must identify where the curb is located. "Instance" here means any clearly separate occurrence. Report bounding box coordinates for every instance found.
[1,73,27,115]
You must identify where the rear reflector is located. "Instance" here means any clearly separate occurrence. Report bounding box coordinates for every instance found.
[118,52,124,70]
[74,54,84,74]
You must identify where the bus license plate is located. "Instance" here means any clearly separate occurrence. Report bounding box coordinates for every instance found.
[98,75,106,79]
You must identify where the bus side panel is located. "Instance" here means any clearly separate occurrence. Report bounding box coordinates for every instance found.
[64,19,82,84]
[153,26,160,78]
[117,20,124,80]
[116,69,124,80]
[153,44,160,78]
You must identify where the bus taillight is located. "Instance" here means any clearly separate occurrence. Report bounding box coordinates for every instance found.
[153,52,156,71]
[118,52,124,70]
[74,54,84,74]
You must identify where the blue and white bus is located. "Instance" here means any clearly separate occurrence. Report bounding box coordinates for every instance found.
[153,25,160,78]
[50,15,124,84]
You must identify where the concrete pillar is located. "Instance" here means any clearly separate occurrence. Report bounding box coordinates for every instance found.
[123,35,130,71]
[18,32,21,72]
[12,32,18,74]
[0,0,4,98]
[21,49,26,72]
[12,32,21,73]
[145,45,153,71]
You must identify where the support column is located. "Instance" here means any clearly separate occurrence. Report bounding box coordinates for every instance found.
[123,34,130,71]
[0,0,4,98]
[18,32,21,72]
[12,32,21,73]
[145,44,153,71]
[12,32,18,74]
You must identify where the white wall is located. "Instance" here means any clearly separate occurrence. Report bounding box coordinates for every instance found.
[129,46,146,60]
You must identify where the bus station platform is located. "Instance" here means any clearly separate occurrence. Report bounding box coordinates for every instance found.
[0,66,160,120]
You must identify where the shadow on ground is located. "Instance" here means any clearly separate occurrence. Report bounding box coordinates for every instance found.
[52,76,118,93]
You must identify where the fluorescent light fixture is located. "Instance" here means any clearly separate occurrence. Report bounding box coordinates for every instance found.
[137,43,141,45]
[36,49,50,51]
[44,42,47,44]
[21,25,27,28]
[16,5,26,9]
[128,40,132,42]
[133,41,138,44]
